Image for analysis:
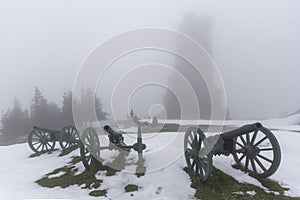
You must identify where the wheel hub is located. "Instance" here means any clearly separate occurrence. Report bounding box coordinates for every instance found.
[40,136,48,144]
[244,143,259,156]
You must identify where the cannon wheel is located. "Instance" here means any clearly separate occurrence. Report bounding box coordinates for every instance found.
[79,127,100,170]
[28,129,56,153]
[232,127,281,178]
[59,125,79,150]
[184,127,212,183]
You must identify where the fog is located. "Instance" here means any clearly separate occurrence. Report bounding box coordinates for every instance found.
[1,0,300,120]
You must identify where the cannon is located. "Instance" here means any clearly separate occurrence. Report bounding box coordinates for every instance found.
[184,122,281,183]
[28,125,79,153]
[79,125,146,170]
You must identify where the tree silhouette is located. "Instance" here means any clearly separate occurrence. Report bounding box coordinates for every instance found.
[30,87,61,129]
[1,99,31,142]
[61,91,75,126]
[76,88,108,126]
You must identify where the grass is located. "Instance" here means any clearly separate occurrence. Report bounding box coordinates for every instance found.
[35,151,299,199]
[184,166,300,200]
[36,156,102,189]
[89,189,107,197]
[124,184,139,192]
[36,154,144,197]
[35,156,119,197]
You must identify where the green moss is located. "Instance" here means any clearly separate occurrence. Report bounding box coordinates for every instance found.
[36,164,102,189]
[67,156,82,165]
[232,164,289,195]
[184,167,300,200]
[89,189,107,197]
[35,155,120,192]
[92,160,118,176]
[124,184,139,192]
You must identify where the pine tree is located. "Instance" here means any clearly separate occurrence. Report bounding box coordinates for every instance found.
[95,94,108,121]
[1,99,31,143]
[78,88,108,126]
[30,87,47,126]
[61,91,75,126]
[30,87,61,129]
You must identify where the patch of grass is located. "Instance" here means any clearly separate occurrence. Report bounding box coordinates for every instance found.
[89,189,107,197]
[36,156,118,192]
[36,151,146,198]
[232,164,289,195]
[184,166,300,200]
[68,156,82,165]
[36,164,102,189]
[93,160,118,176]
[124,184,139,192]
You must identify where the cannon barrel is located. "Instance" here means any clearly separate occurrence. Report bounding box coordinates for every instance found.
[103,125,122,139]
[33,126,60,134]
[221,122,262,140]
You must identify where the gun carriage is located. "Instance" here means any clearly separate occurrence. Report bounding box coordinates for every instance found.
[184,122,281,182]
[28,125,79,153]
[79,125,146,170]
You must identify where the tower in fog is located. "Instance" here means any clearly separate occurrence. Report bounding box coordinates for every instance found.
[163,14,214,119]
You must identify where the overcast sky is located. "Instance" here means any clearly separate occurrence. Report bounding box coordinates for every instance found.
[1,0,300,120]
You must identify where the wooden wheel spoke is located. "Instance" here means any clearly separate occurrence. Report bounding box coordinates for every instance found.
[255,136,268,146]
[191,160,196,168]
[41,144,45,151]
[195,160,200,174]
[259,148,273,151]
[245,156,249,170]
[86,136,93,145]
[86,133,92,141]
[86,155,91,163]
[200,159,207,168]
[84,149,90,155]
[33,133,42,138]
[246,133,250,143]
[251,130,258,144]
[234,148,245,153]
[238,153,246,162]
[253,156,267,172]
[250,157,257,174]
[198,160,204,177]
[188,135,194,145]
[36,143,42,150]
[236,142,244,148]
[257,154,273,163]
[45,143,49,151]
[32,141,40,145]
[197,134,202,148]
[46,142,52,149]
[239,136,246,145]
[32,136,40,141]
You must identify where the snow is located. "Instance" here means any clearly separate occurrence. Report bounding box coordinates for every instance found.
[152,114,300,130]
[0,116,300,199]
[246,191,256,195]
